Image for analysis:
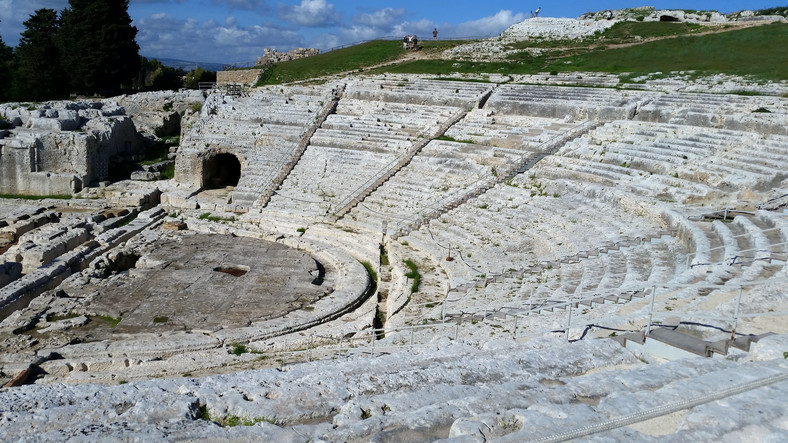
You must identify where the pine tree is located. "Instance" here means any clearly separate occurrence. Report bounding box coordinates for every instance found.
[60,0,140,95]
[0,24,14,102]
[14,9,66,101]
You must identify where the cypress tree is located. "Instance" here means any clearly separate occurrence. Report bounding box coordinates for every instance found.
[0,26,13,102]
[60,0,140,95]
[15,9,66,101]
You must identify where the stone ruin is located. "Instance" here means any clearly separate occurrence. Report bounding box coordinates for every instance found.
[256,47,320,67]
[0,17,787,442]
[0,91,205,196]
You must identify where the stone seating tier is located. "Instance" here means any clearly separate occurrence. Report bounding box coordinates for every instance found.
[344,76,491,107]
[345,140,519,230]
[266,147,401,217]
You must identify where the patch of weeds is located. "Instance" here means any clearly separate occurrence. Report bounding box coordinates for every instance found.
[159,163,175,180]
[46,313,82,322]
[153,316,169,324]
[783,351,788,359]
[296,227,306,233]
[230,342,249,356]
[435,134,474,143]
[753,107,771,113]
[95,315,122,327]
[361,408,372,419]
[199,405,276,427]
[198,212,236,223]
[403,259,421,293]
[0,193,72,200]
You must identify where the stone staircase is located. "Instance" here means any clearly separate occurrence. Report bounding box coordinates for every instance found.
[256,85,345,208]
[613,326,774,359]
[331,108,469,219]
[389,120,602,239]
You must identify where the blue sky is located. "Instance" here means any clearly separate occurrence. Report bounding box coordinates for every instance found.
[0,1,782,64]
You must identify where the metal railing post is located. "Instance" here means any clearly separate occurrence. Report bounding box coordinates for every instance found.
[646,285,657,335]
[566,303,573,341]
[731,285,744,341]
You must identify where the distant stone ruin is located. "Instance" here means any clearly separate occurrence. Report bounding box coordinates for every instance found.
[256,47,320,66]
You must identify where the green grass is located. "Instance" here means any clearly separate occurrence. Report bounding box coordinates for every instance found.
[160,162,175,180]
[141,138,178,165]
[368,21,787,83]
[435,134,474,143]
[0,193,72,200]
[361,261,378,288]
[257,40,406,85]
[371,57,547,77]
[95,315,122,327]
[198,405,276,427]
[198,212,236,223]
[229,342,248,356]
[544,22,788,81]
[403,259,421,294]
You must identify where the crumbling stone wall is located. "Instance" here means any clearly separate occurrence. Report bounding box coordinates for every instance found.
[256,47,319,66]
[0,102,143,195]
[216,69,263,86]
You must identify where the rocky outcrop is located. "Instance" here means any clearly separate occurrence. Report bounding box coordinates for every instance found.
[0,102,144,195]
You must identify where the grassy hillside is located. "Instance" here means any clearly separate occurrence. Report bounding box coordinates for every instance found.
[546,21,788,81]
[256,21,788,85]
[256,39,471,86]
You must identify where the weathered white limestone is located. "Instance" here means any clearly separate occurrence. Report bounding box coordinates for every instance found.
[486,84,642,121]
[1,334,787,441]
[635,91,788,135]
[344,75,491,108]
[444,109,579,150]
[0,101,145,195]
[345,139,518,232]
[266,98,463,218]
[173,85,333,205]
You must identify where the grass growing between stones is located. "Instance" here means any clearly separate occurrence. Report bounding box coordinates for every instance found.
[403,259,421,293]
[198,212,236,223]
[94,315,122,327]
[198,405,277,427]
[0,193,72,200]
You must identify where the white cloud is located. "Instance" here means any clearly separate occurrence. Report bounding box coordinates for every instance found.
[352,8,406,28]
[136,13,302,64]
[279,0,341,27]
[448,10,527,38]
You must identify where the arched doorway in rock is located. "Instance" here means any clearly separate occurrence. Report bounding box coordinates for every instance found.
[203,153,241,189]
